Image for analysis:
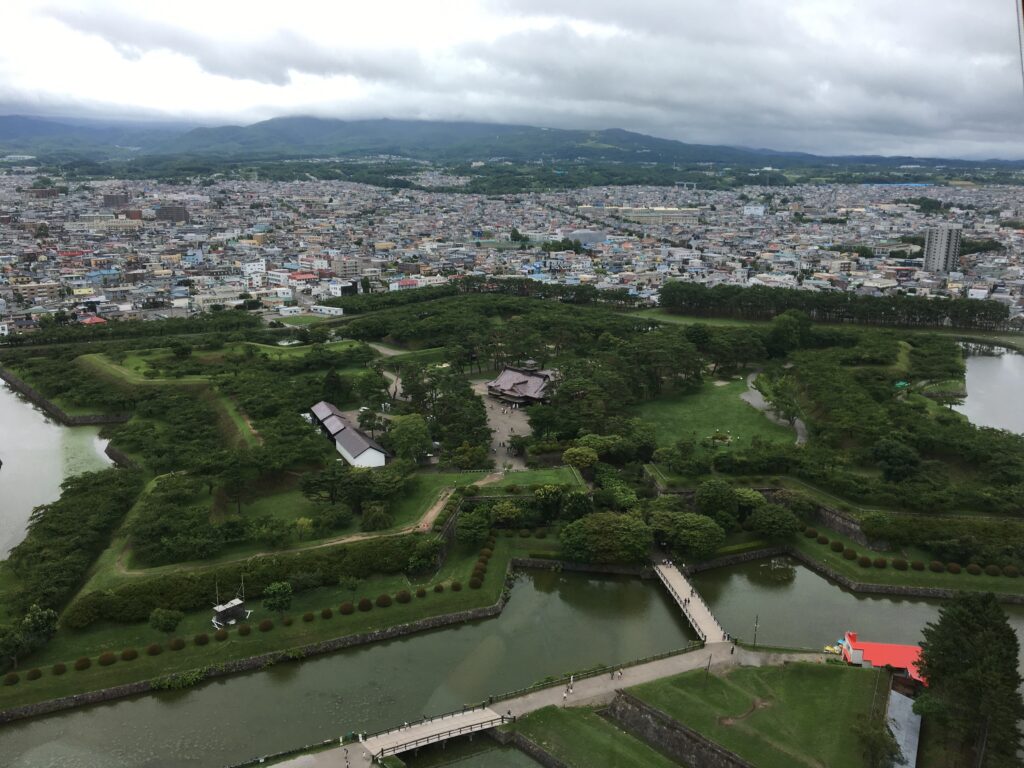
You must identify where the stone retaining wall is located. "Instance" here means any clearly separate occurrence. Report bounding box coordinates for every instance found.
[103,443,137,469]
[511,558,654,578]
[686,547,788,574]
[689,546,1024,606]
[605,691,754,768]
[0,366,129,426]
[784,548,1024,605]
[489,728,569,768]
[0,595,509,724]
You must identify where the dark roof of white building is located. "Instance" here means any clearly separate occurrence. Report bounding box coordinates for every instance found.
[310,400,386,458]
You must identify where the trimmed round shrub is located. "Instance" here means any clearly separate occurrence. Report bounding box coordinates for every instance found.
[26,668,42,681]
[873,558,887,569]
[816,535,829,545]
[501,529,515,538]
[480,548,493,559]
[857,556,871,568]
[259,619,274,632]
[893,559,908,571]
[98,652,117,667]
[468,578,482,589]
[519,529,531,538]
[486,537,497,548]
[804,527,818,538]
[283,616,294,626]
[433,584,444,593]
[52,662,66,675]
[843,549,857,560]
[340,602,355,615]
[451,581,463,592]
[237,624,251,636]
[1004,565,1019,578]
[966,564,982,576]
[830,541,844,553]
[911,560,925,571]
[214,629,229,642]
[320,608,333,619]
[946,563,962,575]
[985,565,1001,577]
[416,588,426,598]
[929,561,944,573]
[169,637,186,651]
[74,657,92,671]
[121,648,138,661]
[476,558,489,570]
[396,590,411,604]
[303,612,315,623]
[535,529,548,539]
[358,598,373,611]
[194,633,209,646]
[375,594,393,608]
[147,643,164,656]
[3,673,19,686]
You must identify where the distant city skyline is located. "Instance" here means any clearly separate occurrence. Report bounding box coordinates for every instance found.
[2,0,1024,159]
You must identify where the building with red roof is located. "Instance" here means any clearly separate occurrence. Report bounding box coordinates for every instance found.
[841,631,925,684]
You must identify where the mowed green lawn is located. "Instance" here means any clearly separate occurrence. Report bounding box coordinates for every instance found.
[509,706,680,768]
[631,663,882,768]
[0,538,527,711]
[634,379,794,448]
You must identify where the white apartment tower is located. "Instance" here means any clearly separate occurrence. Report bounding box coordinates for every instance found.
[922,225,962,274]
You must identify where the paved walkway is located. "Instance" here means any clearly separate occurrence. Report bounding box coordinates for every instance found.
[471,380,529,470]
[274,643,829,766]
[654,561,726,642]
[364,707,504,758]
[741,372,808,446]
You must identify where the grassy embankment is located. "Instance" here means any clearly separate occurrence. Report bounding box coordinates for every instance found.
[791,527,1024,595]
[634,378,795,451]
[507,706,679,768]
[630,663,885,768]
[83,465,582,588]
[0,535,561,711]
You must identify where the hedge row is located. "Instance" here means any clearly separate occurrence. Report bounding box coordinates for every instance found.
[63,535,431,629]
[811,536,1020,577]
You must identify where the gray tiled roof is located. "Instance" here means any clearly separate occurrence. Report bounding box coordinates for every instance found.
[310,400,386,458]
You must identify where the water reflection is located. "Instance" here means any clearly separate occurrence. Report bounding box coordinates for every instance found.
[954,347,1024,434]
[2,570,695,768]
[0,383,112,556]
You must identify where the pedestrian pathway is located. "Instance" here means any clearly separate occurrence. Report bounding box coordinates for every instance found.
[654,560,727,643]
[273,642,827,766]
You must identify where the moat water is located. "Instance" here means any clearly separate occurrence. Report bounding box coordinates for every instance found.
[0,383,112,557]
[5,561,1023,768]
[955,347,1024,434]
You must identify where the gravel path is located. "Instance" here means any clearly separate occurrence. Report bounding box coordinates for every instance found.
[741,373,808,446]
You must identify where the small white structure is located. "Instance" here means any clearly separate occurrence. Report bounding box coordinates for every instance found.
[278,305,302,317]
[310,401,388,467]
[310,304,345,316]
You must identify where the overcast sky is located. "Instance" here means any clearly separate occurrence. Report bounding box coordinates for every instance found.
[2,0,1024,158]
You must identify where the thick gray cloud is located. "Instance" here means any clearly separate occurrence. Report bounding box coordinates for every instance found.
[44,8,423,86]
[10,1,1024,158]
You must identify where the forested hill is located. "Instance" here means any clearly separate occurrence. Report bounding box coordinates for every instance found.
[3,114,1020,169]
[150,117,797,164]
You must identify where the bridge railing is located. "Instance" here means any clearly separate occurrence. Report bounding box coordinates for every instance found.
[488,641,704,704]
[358,702,490,743]
[654,565,709,642]
[376,715,510,758]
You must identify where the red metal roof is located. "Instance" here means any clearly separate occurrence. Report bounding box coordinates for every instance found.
[842,631,924,684]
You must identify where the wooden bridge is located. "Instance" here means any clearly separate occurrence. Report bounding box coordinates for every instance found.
[653,559,727,643]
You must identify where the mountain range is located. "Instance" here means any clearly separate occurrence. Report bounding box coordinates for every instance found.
[0,114,1017,169]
